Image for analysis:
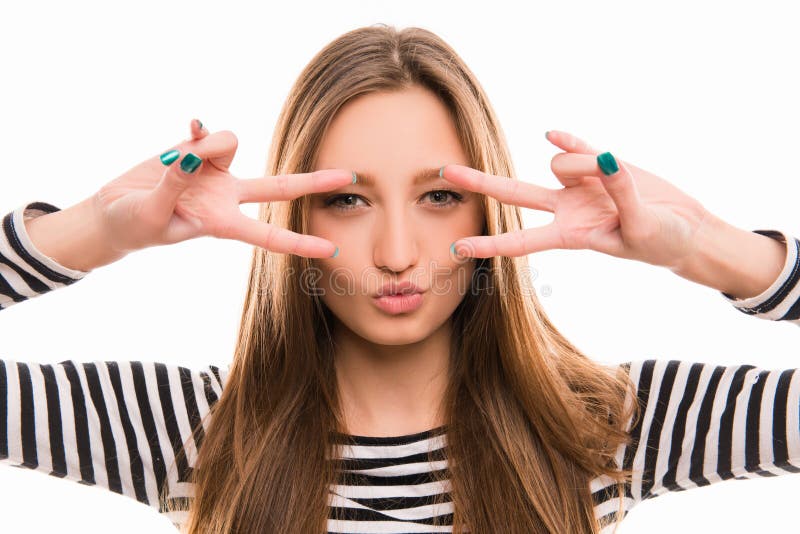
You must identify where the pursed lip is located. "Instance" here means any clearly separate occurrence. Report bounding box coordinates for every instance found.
[374,280,424,297]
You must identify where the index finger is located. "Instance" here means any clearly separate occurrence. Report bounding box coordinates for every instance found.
[441,165,558,213]
[237,169,356,204]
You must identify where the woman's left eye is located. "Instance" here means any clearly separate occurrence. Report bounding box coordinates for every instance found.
[425,190,463,207]
[324,190,464,212]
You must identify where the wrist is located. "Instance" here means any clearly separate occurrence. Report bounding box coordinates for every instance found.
[23,196,128,272]
[669,213,787,300]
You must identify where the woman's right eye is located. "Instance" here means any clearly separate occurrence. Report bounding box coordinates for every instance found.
[324,194,366,211]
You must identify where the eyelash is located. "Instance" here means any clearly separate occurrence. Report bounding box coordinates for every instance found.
[324,190,464,212]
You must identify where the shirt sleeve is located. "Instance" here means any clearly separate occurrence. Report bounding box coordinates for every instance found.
[0,358,229,527]
[720,229,800,325]
[599,358,800,525]
[1,202,232,527]
[0,202,91,311]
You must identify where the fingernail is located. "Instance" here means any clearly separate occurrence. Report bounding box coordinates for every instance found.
[439,166,445,178]
[180,153,202,174]
[597,152,619,176]
[160,149,180,166]
[331,246,340,258]
[544,131,550,139]
[197,119,203,130]
[450,241,459,257]
[351,171,357,184]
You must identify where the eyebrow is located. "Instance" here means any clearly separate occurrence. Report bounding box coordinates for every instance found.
[352,167,445,188]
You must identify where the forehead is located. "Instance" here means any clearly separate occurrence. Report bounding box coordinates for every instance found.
[353,167,444,188]
[315,86,468,179]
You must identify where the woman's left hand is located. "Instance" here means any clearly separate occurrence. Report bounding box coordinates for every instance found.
[442,130,713,272]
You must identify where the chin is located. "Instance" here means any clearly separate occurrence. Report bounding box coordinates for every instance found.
[351,314,432,346]
[360,331,430,347]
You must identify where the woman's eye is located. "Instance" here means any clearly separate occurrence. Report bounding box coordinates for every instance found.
[324,193,366,211]
[324,190,464,212]
[425,190,463,207]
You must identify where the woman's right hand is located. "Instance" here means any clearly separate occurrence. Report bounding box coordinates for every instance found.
[93,118,353,259]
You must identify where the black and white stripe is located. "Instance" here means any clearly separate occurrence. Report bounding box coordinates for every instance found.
[592,360,800,532]
[2,201,799,532]
[327,428,454,532]
[0,201,90,310]
[0,358,226,528]
[2,357,798,533]
[0,201,227,527]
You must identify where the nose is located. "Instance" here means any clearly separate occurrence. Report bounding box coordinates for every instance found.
[372,205,420,274]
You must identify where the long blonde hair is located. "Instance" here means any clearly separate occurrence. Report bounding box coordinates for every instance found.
[164,23,640,533]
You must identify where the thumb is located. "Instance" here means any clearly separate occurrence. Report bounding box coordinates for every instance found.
[596,152,645,228]
[147,149,203,222]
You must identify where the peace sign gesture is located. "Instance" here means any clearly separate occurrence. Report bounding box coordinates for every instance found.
[443,130,712,272]
[92,119,354,261]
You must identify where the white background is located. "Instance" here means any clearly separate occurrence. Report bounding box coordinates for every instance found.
[1,0,799,532]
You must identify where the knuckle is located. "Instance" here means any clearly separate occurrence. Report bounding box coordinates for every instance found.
[550,159,558,174]
[275,173,289,198]
[162,171,190,192]
[550,153,566,173]
[211,219,235,240]
[263,224,276,248]
[289,234,300,256]
[96,183,113,203]
[516,231,527,249]
[217,130,239,149]
[475,169,488,189]
[627,221,654,243]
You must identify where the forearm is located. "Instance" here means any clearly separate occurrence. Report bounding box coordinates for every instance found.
[669,212,787,300]
[23,196,127,272]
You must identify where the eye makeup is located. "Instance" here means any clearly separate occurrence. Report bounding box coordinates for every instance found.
[324,189,465,212]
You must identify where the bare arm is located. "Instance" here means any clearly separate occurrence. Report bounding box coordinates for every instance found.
[669,212,788,300]
[23,196,126,272]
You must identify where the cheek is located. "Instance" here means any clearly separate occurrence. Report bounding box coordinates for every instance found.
[310,255,376,315]
[309,210,372,253]
[307,211,327,241]
[439,259,477,300]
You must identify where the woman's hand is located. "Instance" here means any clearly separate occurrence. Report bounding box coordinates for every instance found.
[442,130,713,272]
[93,119,354,258]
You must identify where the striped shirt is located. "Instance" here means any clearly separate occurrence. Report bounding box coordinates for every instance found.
[2,201,799,533]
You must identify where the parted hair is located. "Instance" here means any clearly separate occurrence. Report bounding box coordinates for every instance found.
[163,23,640,534]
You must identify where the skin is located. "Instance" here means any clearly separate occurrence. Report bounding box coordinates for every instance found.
[239,107,775,435]
[28,97,786,438]
[303,86,786,437]
[308,86,484,437]
[26,118,356,272]
[442,132,786,300]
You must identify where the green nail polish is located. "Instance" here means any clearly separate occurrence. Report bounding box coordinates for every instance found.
[351,171,357,184]
[597,152,619,176]
[160,149,180,166]
[180,152,202,174]
[197,119,203,129]
[439,166,444,178]
[331,246,340,258]
[450,241,457,256]
[544,131,550,139]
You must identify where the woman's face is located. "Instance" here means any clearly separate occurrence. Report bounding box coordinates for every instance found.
[308,85,484,345]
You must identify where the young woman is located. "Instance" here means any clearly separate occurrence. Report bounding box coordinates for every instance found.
[1,24,798,534]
